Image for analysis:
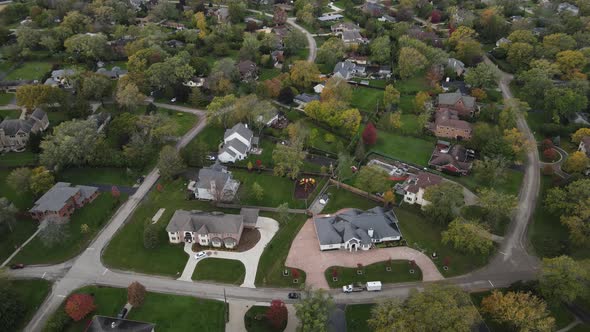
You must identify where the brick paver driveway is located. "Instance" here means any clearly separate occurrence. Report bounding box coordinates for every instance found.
[285,219,444,289]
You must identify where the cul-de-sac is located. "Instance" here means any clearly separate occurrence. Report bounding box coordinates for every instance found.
[1,0,589,331]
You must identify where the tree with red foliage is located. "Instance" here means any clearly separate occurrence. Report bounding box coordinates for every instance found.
[127,281,146,307]
[332,267,338,278]
[543,148,558,162]
[156,183,163,192]
[430,10,442,23]
[255,159,262,170]
[362,122,377,145]
[291,268,300,279]
[266,299,288,329]
[111,185,120,199]
[541,139,554,151]
[65,293,96,321]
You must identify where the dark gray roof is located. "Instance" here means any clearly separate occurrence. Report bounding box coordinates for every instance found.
[438,92,475,109]
[294,93,320,103]
[314,207,401,246]
[342,30,363,42]
[31,109,46,120]
[224,123,253,142]
[87,315,155,332]
[240,208,259,226]
[30,182,98,213]
[51,69,75,78]
[225,138,249,155]
[0,119,33,136]
[196,162,231,190]
[96,67,127,79]
[333,61,356,77]
[166,210,244,234]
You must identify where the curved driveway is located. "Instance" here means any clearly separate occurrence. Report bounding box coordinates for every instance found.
[14,39,540,332]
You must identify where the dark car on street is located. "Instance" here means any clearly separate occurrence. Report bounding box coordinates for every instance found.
[288,292,300,299]
[10,263,25,269]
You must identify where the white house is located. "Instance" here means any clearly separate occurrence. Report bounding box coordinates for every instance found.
[402,172,443,206]
[218,123,254,163]
[578,136,590,158]
[190,162,240,202]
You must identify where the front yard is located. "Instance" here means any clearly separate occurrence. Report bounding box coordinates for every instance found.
[11,193,126,265]
[324,260,422,288]
[57,167,137,186]
[0,92,14,105]
[345,304,375,332]
[192,258,246,285]
[245,305,286,332]
[12,279,52,330]
[0,217,37,264]
[0,151,38,167]
[370,130,435,166]
[44,286,226,332]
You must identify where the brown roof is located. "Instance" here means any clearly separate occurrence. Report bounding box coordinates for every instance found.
[428,145,472,172]
[434,109,472,131]
[405,172,443,194]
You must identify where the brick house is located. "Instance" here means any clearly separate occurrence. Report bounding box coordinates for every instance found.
[29,182,99,221]
[437,92,478,117]
[428,141,475,176]
[430,108,473,140]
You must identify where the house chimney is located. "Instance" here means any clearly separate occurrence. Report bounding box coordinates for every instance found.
[368,228,374,237]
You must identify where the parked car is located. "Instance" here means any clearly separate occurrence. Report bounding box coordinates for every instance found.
[171,97,177,103]
[319,194,329,205]
[194,251,207,260]
[288,292,300,299]
[117,307,128,319]
[9,263,25,269]
[207,154,216,161]
[342,284,364,293]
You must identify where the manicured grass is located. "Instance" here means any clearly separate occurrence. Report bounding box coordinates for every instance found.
[192,258,246,285]
[58,167,136,186]
[396,204,491,277]
[453,168,524,197]
[183,125,224,151]
[395,76,431,94]
[0,92,14,105]
[46,111,71,126]
[370,130,436,166]
[325,260,422,288]
[164,110,199,136]
[345,304,374,332]
[0,217,37,264]
[12,279,52,330]
[245,305,286,332]
[0,150,38,167]
[399,113,421,134]
[260,68,281,80]
[4,61,52,81]
[0,108,21,119]
[46,286,225,332]
[11,193,126,265]
[350,86,383,114]
[255,212,307,287]
[302,118,348,154]
[0,168,35,210]
[322,186,378,214]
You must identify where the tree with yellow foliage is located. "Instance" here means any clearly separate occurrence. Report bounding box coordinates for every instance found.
[572,128,590,143]
[195,12,208,39]
[563,151,589,174]
[481,291,555,332]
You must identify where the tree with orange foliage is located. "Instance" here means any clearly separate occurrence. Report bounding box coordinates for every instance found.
[65,294,96,321]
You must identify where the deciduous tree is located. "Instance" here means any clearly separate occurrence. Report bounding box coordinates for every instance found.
[572,128,590,143]
[398,47,428,78]
[6,167,31,193]
[539,256,588,304]
[317,37,345,69]
[16,85,65,110]
[127,282,146,307]
[116,81,145,111]
[143,224,159,249]
[423,182,465,225]
[290,61,320,89]
[481,291,555,332]
[563,151,589,174]
[40,120,102,169]
[65,294,96,321]
[383,85,400,110]
[464,63,498,89]
[157,145,185,181]
[266,299,288,329]
[478,188,517,225]
[442,218,494,255]
[273,141,306,179]
[295,288,334,332]
[30,166,54,196]
[361,123,377,145]
[355,165,390,195]
[370,36,391,64]
[251,182,264,201]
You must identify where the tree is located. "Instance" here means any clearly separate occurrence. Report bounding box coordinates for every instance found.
[251,182,264,201]
[361,123,377,145]
[228,0,247,23]
[355,165,390,195]
[127,282,146,307]
[80,224,89,234]
[6,167,31,193]
[290,61,320,89]
[545,179,590,245]
[30,166,54,196]
[478,7,508,42]
[542,33,576,58]
[284,30,307,54]
[455,38,483,66]
[147,52,195,89]
[277,203,291,225]
[370,36,391,64]
[80,73,112,100]
[239,33,261,61]
[61,10,91,34]
[478,188,518,225]
[266,299,288,329]
[40,119,102,169]
[539,256,588,304]
[64,33,108,61]
[503,128,531,160]
[423,182,465,225]
[572,128,590,143]
[508,30,537,44]
[273,7,287,25]
[414,91,431,113]
[383,85,400,111]
[143,224,160,249]
[383,190,395,207]
[39,217,69,247]
[442,218,494,255]
[195,12,208,39]
[273,141,306,179]
[544,87,587,123]
[507,42,534,70]
[0,285,26,331]
[481,291,555,332]
[398,47,428,78]
[563,151,589,174]
[449,26,477,46]
[65,294,96,321]
[295,288,334,332]
[0,198,17,233]
[473,157,508,187]
[321,76,352,103]
[16,85,65,110]
[116,81,145,111]
[157,146,185,181]
[368,284,480,332]
[499,99,529,130]
[556,50,588,79]
[464,63,498,89]
[317,38,345,69]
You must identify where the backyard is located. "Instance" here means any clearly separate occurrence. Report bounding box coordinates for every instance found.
[324,260,422,288]
[44,286,226,332]
[3,61,53,81]
[370,130,436,166]
[0,151,38,167]
[57,167,137,187]
[350,86,383,115]
[192,258,246,285]
[322,186,379,214]
[0,92,14,105]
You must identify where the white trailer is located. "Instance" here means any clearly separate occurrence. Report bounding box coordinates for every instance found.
[366,281,382,292]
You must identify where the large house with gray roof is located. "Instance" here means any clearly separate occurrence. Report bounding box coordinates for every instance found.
[166,208,259,248]
[189,162,240,201]
[218,123,256,163]
[437,92,478,118]
[29,182,99,221]
[0,109,49,152]
[313,207,402,252]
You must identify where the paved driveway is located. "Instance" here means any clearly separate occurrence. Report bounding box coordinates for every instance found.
[285,220,444,289]
[178,216,279,288]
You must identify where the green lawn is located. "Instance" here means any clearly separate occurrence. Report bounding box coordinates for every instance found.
[45,286,225,332]
[345,304,374,332]
[58,167,136,186]
[192,258,246,285]
[350,87,383,114]
[255,212,307,287]
[399,113,421,134]
[11,193,126,265]
[46,111,71,126]
[395,76,431,94]
[322,186,379,214]
[12,279,52,331]
[245,305,286,332]
[260,68,281,80]
[0,151,38,167]
[453,168,524,197]
[4,61,53,81]
[164,110,199,136]
[0,108,21,119]
[0,92,14,105]
[302,118,348,154]
[325,260,422,288]
[0,217,38,264]
[183,125,224,151]
[370,130,435,166]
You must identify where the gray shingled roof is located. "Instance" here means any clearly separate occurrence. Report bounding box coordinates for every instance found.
[240,208,259,226]
[29,182,98,213]
[438,92,476,109]
[333,61,356,77]
[224,123,253,141]
[294,93,320,103]
[342,30,363,42]
[87,315,155,332]
[166,210,243,233]
[31,109,46,120]
[196,163,231,190]
[0,119,33,136]
[225,138,249,155]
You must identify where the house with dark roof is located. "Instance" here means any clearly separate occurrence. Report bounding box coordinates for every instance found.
[96,66,127,79]
[342,30,368,46]
[578,136,590,158]
[44,69,75,89]
[294,93,320,106]
[237,60,258,82]
[166,208,259,248]
[428,141,474,176]
[86,315,155,332]
[318,14,344,22]
[401,172,443,206]
[331,22,360,34]
[218,123,255,163]
[0,109,49,152]
[429,108,473,140]
[333,61,364,80]
[189,162,240,201]
[313,207,402,251]
[29,182,99,221]
[437,92,478,117]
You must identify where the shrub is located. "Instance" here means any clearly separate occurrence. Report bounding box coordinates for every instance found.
[65,294,95,321]
[127,282,146,307]
[143,224,160,249]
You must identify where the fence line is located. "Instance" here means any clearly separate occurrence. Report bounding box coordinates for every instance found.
[328,179,385,203]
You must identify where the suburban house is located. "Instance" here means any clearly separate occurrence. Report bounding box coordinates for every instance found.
[342,30,368,46]
[496,37,512,48]
[333,61,365,80]
[0,109,49,152]
[189,162,240,201]
[96,66,127,79]
[578,136,590,157]
[44,69,75,88]
[437,92,478,117]
[166,208,259,249]
[557,2,579,15]
[29,182,99,221]
[362,1,385,16]
[400,172,443,206]
[428,141,474,176]
[218,123,256,163]
[314,207,402,252]
[378,14,396,23]
[318,14,344,22]
[447,58,466,76]
[213,7,230,23]
[87,315,155,332]
[429,108,473,140]
[271,50,285,67]
[331,22,360,34]
[237,60,258,82]
[294,93,320,106]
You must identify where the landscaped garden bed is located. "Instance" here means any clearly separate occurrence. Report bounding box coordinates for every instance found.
[244,305,287,332]
[294,177,318,199]
[192,258,246,285]
[325,260,422,288]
